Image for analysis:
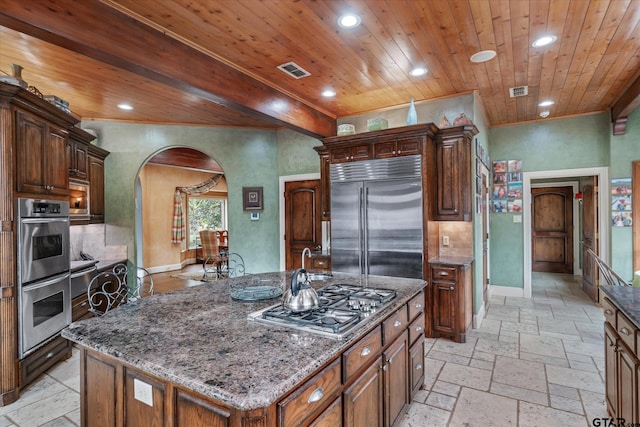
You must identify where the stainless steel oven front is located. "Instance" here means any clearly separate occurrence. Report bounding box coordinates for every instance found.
[20,272,71,357]
[18,198,70,285]
[17,198,72,357]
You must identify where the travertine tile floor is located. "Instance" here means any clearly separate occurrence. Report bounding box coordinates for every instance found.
[399,272,607,427]
[1,272,606,426]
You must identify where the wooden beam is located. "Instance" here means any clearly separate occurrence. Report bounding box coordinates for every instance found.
[0,0,336,138]
[611,72,640,136]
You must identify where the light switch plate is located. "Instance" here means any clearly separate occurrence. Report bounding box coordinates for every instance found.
[513,215,522,223]
[134,378,153,407]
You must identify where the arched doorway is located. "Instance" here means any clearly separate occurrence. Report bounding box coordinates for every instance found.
[135,147,226,272]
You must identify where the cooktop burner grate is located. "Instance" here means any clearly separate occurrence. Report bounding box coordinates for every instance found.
[248,284,397,339]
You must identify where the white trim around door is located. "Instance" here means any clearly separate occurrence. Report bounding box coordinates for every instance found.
[278,173,321,271]
[523,167,609,298]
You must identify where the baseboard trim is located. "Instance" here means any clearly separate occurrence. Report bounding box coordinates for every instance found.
[490,285,524,298]
[473,302,486,329]
[146,263,184,274]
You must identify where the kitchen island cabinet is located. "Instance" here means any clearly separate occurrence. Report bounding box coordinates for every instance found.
[62,272,426,427]
[600,285,640,423]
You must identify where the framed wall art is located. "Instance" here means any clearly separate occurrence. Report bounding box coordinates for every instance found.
[243,186,263,211]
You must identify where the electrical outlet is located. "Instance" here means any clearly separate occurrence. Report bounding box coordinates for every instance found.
[134,378,153,407]
[442,235,450,246]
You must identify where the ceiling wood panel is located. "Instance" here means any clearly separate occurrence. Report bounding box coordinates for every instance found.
[0,0,638,134]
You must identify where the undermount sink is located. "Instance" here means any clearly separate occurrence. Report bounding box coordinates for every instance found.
[307,273,333,281]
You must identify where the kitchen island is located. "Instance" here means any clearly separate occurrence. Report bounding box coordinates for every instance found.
[62,271,427,426]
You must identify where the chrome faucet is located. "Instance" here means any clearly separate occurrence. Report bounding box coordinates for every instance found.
[301,247,312,270]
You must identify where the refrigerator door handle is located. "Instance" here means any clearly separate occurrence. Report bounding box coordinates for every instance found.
[363,186,369,275]
[359,186,365,275]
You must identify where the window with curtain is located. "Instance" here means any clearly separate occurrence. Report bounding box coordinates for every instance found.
[187,195,227,249]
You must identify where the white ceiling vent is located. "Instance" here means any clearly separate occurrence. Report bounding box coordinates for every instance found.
[277,61,311,79]
[509,86,529,98]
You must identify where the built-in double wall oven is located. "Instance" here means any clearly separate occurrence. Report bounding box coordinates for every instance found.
[17,198,71,358]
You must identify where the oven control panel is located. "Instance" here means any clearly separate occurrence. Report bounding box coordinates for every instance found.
[18,198,69,217]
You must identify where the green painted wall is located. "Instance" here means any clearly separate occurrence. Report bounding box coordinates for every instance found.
[488,113,611,288]
[609,107,640,279]
[276,128,322,176]
[82,121,286,273]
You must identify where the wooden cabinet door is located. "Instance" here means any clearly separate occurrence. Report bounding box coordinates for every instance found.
[69,140,89,180]
[309,396,342,427]
[47,125,69,195]
[16,110,47,194]
[384,333,408,427]
[432,281,456,336]
[175,389,232,427]
[605,323,618,417]
[373,141,396,159]
[89,156,105,222]
[319,151,331,220]
[409,339,425,398]
[617,342,638,423]
[435,137,462,220]
[396,137,421,156]
[343,356,383,427]
[125,370,165,427]
[350,144,371,161]
[83,351,119,427]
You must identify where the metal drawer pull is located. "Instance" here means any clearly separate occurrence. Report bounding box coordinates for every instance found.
[81,302,87,307]
[414,303,423,309]
[438,272,448,276]
[604,309,614,315]
[415,326,423,333]
[360,346,371,357]
[416,364,422,370]
[394,320,402,327]
[307,387,324,403]
[620,327,631,336]
[46,352,54,359]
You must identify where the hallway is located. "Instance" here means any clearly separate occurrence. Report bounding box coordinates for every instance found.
[0,272,607,426]
[400,272,607,426]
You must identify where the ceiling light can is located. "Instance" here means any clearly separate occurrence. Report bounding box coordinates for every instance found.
[470,50,497,63]
[532,35,557,48]
[338,13,361,28]
[539,111,550,118]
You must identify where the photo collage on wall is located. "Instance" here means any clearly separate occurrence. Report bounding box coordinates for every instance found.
[611,178,632,227]
[492,160,522,213]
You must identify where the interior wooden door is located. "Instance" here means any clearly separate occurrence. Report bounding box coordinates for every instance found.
[481,171,489,308]
[531,186,574,273]
[284,180,321,270]
[633,161,640,272]
[581,176,599,301]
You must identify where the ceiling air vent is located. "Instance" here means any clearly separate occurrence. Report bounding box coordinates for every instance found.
[509,86,529,98]
[277,62,311,79]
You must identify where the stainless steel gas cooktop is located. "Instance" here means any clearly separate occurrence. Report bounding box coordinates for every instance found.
[247,284,397,340]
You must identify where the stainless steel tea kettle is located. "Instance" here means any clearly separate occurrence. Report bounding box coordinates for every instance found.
[282,268,319,312]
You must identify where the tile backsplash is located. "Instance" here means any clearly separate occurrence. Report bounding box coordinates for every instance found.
[438,222,473,257]
[70,224,127,261]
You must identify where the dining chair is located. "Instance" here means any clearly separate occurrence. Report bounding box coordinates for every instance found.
[200,230,228,280]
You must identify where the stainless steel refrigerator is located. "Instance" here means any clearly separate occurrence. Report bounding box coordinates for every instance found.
[330,155,423,279]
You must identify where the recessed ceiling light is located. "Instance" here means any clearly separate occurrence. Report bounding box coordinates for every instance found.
[410,67,428,77]
[532,35,557,48]
[470,50,497,63]
[338,13,361,28]
[539,100,555,107]
[540,111,550,118]
[117,103,133,110]
[322,89,336,97]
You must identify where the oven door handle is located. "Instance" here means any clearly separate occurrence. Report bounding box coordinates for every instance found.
[21,217,69,225]
[23,272,70,290]
[71,266,97,279]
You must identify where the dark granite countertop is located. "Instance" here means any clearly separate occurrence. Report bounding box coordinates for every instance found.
[62,271,426,411]
[599,285,640,329]
[428,255,474,267]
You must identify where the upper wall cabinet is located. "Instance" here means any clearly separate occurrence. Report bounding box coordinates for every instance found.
[68,127,94,181]
[433,125,478,221]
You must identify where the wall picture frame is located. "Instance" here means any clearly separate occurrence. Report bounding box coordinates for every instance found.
[243,186,263,211]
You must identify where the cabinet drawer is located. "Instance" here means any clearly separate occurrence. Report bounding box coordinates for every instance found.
[278,358,341,427]
[602,298,616,327]
[20,334,72,387]
[408,291,425,321]
[432,265,457,283]
[343,326,381,383]
[616,311,637,352]
[72,293,92,322]
[409,312,425,346]
[383,305,408,345]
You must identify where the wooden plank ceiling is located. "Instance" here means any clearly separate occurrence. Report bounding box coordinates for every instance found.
[1,0,639,138]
